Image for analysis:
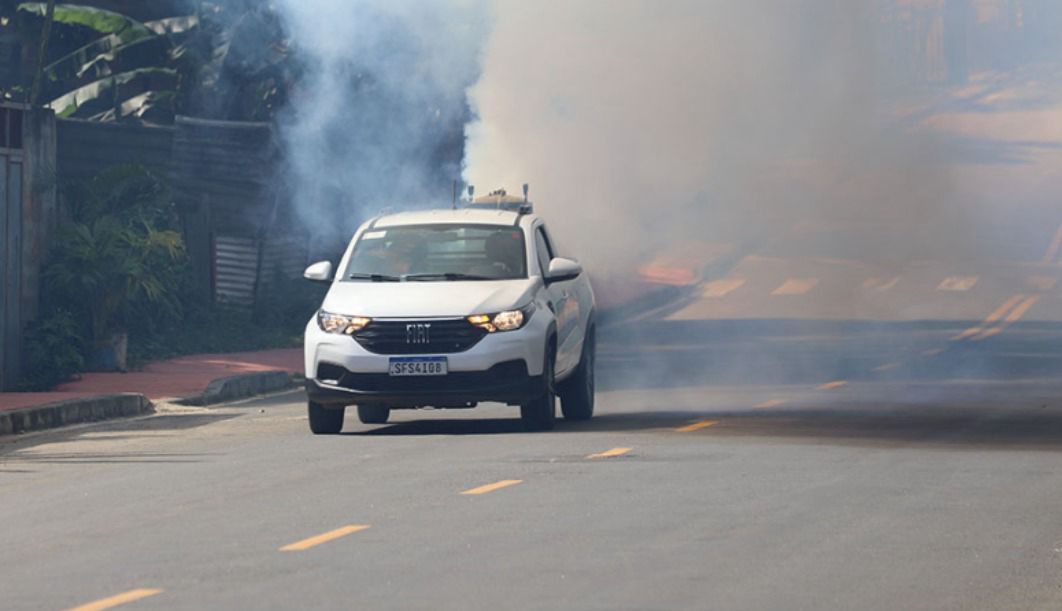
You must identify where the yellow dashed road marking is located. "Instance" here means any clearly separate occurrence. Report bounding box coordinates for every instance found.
[1028,275,1057,291]
[818,381,848,390]
[587,447,632,459]
[461,479,523,495]
[862,276,900,291]
[937,276,979,291]
[1042,222,1062,263]
[66,589,163,611]
[280,525,370,551]
[675,420,719,433]
[873,362,901,372]
[754,399,786,409]
[770,278,819,296]
[702,277,746,298]
[975,295,1039,340]
[952,294,1025,340]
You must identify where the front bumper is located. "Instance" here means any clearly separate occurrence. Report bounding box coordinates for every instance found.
[304,309,552,409]
[304,310,551,378]
[305,359,547,408]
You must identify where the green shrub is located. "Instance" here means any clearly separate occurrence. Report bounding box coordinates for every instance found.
[31,164,186,377]
[48,165,185,340]
[45,215,185,350]
[26,163,320,386]
[17,309,85,391]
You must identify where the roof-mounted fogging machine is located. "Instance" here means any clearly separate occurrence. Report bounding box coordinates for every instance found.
[462,183,533,214]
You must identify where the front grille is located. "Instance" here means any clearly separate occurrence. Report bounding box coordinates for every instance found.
[352,318,488,355]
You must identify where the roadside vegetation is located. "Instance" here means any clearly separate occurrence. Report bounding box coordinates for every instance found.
[7,1,450,390]
[18,164,319,390]
[5,2,312,389]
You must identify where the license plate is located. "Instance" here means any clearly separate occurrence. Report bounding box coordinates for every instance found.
[388,357,448,376]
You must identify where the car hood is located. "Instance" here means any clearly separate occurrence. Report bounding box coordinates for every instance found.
[321,278,539,318]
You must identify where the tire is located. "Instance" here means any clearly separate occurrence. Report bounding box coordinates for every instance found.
[521,345,557,431]
[308,401,345,434]
[357,405,390,424]
[560,327,595,421]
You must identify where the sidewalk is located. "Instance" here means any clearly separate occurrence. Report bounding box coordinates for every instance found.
[0,348,303,414]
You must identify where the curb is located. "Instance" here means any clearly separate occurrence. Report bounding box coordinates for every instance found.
[176,371,297,406]
[0,394,154,436]
[0,371,299,437]
[598,284,689,327]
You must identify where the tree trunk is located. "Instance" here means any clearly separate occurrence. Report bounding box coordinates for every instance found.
[29,0,57,107]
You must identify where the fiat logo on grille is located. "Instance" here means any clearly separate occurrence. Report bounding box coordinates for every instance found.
[406,323,431,344]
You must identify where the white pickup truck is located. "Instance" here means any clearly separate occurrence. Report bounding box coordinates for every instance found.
[302,206,596,433]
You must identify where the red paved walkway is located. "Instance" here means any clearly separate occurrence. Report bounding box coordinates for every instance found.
[0,348,302,412]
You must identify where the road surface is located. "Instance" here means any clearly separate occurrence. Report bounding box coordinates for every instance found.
[4,307,1062,610]
[8,207,1062,610]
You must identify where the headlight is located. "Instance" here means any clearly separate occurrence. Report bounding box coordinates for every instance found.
[468,303,535,333]
[317,310,370,335]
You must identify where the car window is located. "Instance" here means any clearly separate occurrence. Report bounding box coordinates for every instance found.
[542,227,577,263]
[534,226,554,276]
[343,224,528,281]
[540,225,560,257]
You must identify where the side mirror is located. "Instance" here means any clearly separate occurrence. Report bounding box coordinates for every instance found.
[304,260,334,283]
[546,257,582,284]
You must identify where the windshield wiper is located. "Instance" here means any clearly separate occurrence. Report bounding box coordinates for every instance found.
[348,272,401,282]
[404,273,492,281]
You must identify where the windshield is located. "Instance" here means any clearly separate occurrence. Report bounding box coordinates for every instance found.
[343,224,528,281]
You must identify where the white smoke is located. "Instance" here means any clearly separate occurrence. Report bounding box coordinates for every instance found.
[274,0,489,243]
[272,1,1053,276]
[463,1,961,272]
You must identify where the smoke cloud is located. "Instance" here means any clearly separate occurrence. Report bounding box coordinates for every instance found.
[271,1,1061,284]
[274,0,488,245]
[463,1,993,272]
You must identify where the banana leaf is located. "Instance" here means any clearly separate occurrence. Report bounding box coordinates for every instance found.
[144,14,198,36]
[85,90,175,123]
[39,33,170,103]
[18,2,154,44]
[48,66,177,118]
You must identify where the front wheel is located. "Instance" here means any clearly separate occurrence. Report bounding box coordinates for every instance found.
[560,328,595,421]
[308,401,345,434]
[521,348,556,431]
[357,405,390,424]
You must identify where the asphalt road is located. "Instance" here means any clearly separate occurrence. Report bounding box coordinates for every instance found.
[4,317,1062,611]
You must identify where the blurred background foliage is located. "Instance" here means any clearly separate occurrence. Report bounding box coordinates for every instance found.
[3,0,293,123]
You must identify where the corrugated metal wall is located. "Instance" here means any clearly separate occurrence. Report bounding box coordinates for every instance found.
[212,235,259,306]
[260,234,310,288]
[171,116,275,232]
[212,233,310,307]
[52,115,306,315]
[170,116,279,302]
[56,119,174,185]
